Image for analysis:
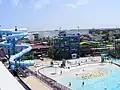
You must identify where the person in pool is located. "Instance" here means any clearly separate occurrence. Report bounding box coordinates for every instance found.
[82,81,84,87]
[104,87,107,90]
[68,82,71,87]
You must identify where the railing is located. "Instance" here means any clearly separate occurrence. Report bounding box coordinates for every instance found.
[112,62,120,67]
[19,68,29,77]
[17,76,31,90]
[25,68,71,90]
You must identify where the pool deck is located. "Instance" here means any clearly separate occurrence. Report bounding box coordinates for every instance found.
[29,56,101,71]
[38,63,106,81]
[35,56,102,79]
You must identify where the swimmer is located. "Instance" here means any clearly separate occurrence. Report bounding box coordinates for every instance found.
[104,87,107,90]
[82,81,84,87]
[68,82,71,87]
[60,70,62,75]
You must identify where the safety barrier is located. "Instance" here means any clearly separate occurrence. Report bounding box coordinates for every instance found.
[17,76,31,90]
[19,68,29,77]
[25,68,71,90]
[112,62,120,67]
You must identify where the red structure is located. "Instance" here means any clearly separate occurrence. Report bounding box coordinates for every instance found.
[31,44,51,59]
[31,44,51,49]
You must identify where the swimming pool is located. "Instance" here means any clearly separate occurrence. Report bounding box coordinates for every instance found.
[111,57,120,63]
[57,63,120,90]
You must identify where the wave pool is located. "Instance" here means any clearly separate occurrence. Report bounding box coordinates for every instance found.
[57,63,120,90]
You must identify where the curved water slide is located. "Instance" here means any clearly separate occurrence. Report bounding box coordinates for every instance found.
[0,30,34,70]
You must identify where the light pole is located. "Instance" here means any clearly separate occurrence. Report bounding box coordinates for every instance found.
[115,30,118,61]
[14,26,18,75]
[77,26,80,58]
[77,26,80,34]
[58,27,62,36]
[59,27,61,31]
[15,26,17,31]
[0,25,1,39]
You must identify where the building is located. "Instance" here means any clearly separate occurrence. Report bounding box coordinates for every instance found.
[89,28,120,41]
[27,32,40,41]
[52,31,80,60]
[27,29,89,39]
[31,44,51,59]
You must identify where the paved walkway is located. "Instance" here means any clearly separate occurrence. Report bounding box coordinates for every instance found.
[22,76,51,90]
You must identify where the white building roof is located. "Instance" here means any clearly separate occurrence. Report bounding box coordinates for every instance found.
[0,62,25,90]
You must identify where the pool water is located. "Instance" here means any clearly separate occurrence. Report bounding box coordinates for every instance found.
[58,64,120,90]
[112,58,120,63]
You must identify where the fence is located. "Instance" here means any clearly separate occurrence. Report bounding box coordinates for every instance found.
[25,68,71,90]
[17,76,31,90]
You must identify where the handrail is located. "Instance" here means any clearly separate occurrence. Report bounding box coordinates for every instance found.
[25,68,71,90]
[17,76,31,90]
[18,68,29,77]
[112,62,120,67]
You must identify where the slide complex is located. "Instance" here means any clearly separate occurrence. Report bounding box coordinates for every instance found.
[0,30,34,70]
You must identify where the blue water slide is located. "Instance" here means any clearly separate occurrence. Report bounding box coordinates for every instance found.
[0,30,34,70]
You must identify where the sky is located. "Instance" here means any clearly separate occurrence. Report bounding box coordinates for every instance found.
[0,0,120,31]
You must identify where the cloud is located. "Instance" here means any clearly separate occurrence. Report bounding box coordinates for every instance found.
[65,0,88,8]
[65,4,77,9]
[10,0,50,9]
[33,0,50,10]
[11,0,21,6]
[76,0,88,6]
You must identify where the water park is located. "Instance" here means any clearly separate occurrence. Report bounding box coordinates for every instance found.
[1,28,120,90]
